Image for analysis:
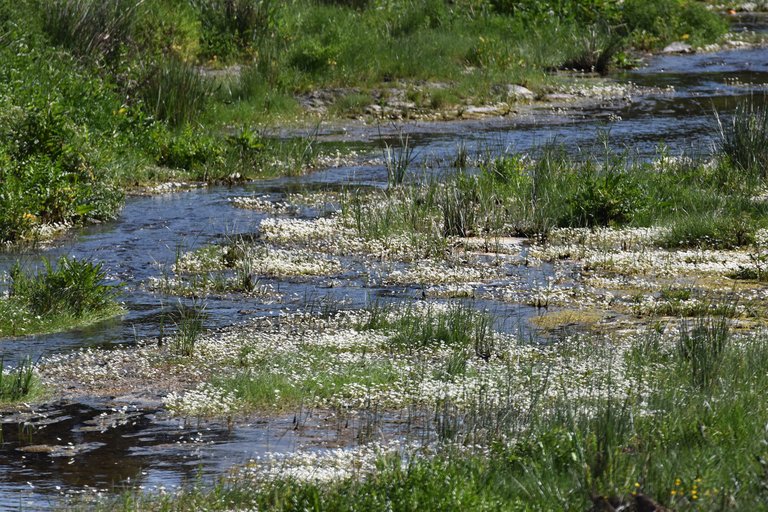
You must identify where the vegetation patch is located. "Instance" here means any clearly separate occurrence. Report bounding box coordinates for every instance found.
[0,0,731,243]
[0,256,123,338]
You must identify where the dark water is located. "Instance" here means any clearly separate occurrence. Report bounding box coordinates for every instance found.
[1,44,768,509]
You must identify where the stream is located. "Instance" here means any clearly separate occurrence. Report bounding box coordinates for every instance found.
[1,40,768,509]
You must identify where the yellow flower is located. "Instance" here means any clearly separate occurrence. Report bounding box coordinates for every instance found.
[674,478,682,487]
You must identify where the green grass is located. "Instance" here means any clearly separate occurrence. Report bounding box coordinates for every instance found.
[341,137,768,251]
[0,0,728,242]
[0,256,123,338]
[0,357,42,404]
[98,319,768,511]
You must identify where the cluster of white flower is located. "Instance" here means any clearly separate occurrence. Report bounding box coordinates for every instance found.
[164,383,238,418]
[230,195,295,214]
[237,439,412,485]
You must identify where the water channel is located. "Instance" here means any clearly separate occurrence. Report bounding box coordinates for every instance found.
[1,38,768,509]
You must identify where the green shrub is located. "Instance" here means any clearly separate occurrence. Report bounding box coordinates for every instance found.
[561,24,624,75]
[562,164,644,228]
[154,126,223,171]
[289,39,339,74]
[9,256,120,317]
[622,0,727,50]
[0,105,123,239]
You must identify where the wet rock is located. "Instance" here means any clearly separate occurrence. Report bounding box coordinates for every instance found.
[18,442,106,457]
[543,93,577,101]
[662,42,694,54]
[507,84,535,101]
[460,104,510,119]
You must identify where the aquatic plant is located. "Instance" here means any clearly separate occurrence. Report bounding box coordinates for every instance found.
[717,98,768,181]
[173,302,206,357]
[677,315,729,390]
[0,356,37,402]
[383,131,415,189]
[9,256,120,318]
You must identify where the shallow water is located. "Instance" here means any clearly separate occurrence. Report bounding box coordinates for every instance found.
[1,44,768,509]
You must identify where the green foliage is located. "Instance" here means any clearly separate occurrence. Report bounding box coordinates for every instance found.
[385,303,494,359]
[43,0,139,65]
[678,316,729,390]
[154,126,223,171]
[561,24,624,74]
[9,256,120,317]
[191,0,278,61]
[384,133,415,188]
[491,0,621,24]
[173,303,205,357]
[622,0,727,50]
[139,56,213,127]
[133,0,202,61]
[0,357,37,402]
[563,163,644,228]
[662,213,757,249]
[440,172,480,237]
[718,99,768,181]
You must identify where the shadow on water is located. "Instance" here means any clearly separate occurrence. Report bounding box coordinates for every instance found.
[2,44,768,507]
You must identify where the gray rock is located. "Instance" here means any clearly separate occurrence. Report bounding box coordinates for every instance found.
[507,84,535,100]
[662,42,693,54]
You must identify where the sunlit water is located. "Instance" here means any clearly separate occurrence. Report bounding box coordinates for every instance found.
[1,43,768,509]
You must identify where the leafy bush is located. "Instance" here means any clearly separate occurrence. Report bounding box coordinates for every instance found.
[289,39,339,74]
[0,105,123,240]
[622,0,727,50]
[562,164,644,228]
[154,126,223,171]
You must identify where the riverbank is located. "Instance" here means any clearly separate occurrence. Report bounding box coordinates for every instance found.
[0,0,733,244]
